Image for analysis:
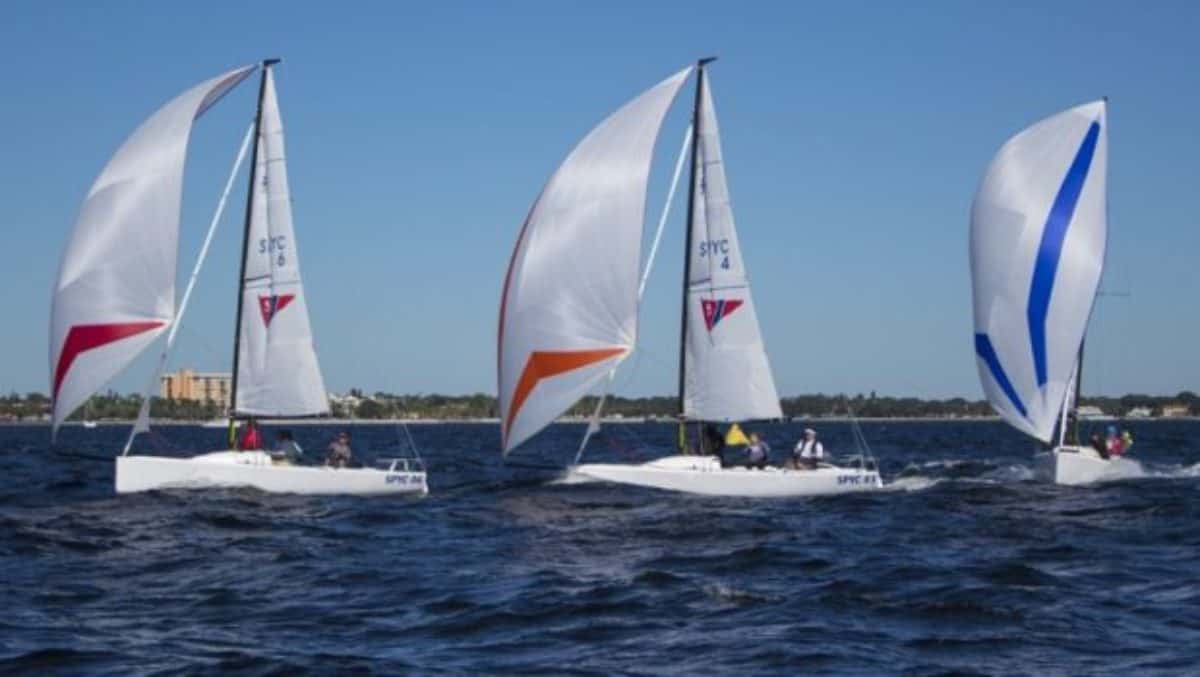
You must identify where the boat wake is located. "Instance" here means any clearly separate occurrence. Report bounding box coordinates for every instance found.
[882,475,943,492]
[1142,460,1200,480]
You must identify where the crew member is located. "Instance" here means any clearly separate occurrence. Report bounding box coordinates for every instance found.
[272,430,303,465]
[239,418,263,451]
[794,428,824,469]
[326,431,353,468]
[745,432,770,470]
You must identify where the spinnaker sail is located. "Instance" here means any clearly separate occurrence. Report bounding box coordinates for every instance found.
[49,65,255,437]
[498,67,692,453]
[970,100,1108,443]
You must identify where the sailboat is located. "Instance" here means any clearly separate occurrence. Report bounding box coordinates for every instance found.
[969,99,1142,486]
[82,399,98,428]
[50,61,426,496]
[498,59,882,496]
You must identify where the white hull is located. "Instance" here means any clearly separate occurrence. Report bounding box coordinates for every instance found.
[115,451,427,496]
[566,455,883,497]
[1034,446,1144,486]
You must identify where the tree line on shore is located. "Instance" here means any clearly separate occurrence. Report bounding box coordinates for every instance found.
[2,390,1198,422]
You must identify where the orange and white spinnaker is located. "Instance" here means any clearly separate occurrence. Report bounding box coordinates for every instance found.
[498,67,692,453]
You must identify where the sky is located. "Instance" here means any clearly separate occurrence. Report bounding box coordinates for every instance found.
[1,1,1198,400]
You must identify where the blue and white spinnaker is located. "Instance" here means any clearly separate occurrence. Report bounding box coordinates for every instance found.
[970,101,1108,444]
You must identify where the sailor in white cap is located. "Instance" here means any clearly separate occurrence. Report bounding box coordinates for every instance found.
[793,428,824,469]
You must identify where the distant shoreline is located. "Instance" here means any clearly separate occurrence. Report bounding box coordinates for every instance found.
[7,415,1199,427]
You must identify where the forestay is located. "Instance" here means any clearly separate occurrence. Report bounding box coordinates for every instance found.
[49,65,256,437]
[970,101,1107,443]
[499,67,692,453]
[683,74,781,422]
[234,68,329,416]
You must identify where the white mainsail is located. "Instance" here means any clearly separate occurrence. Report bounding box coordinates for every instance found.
[682,73,782,422]
[234,67,329,417]
[49,65,256,437]
[498,67,692,453]
[970,100,1108,443]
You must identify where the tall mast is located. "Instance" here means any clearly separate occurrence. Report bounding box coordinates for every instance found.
[228,58,279,430]
[676,57,716,452]
[1068,341,1084,445]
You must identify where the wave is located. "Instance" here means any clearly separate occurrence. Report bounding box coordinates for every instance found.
[703,581,778,606]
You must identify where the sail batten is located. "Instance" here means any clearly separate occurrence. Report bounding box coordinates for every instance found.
[681,73,781,422]
[969,101,1108,443]
[498,67,692,453]
[49,65,256,437]
[233,67,329,417]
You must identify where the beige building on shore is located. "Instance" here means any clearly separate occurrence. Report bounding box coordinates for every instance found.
[160,369,231,410]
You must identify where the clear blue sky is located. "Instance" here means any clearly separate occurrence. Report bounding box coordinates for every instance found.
[2,1,1197,400]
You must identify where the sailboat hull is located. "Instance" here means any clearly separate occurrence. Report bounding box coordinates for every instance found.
[566,455,882,497]
[115,451,427,496]
[1034,446,1144,485]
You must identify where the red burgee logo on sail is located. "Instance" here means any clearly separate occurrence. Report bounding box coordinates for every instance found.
[701,298,743,331]
[258,294,295,327]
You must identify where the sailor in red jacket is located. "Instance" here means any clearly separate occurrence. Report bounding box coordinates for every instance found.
[239,419,263,451]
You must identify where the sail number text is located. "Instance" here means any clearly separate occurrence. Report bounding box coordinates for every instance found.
[259,236,288,267]
[698,239,731,270]
[838,474,878,486]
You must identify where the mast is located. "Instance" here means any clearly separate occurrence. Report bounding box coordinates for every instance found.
[676,57,716,452]
[228,59,278,440]
[1068,341,1084,445]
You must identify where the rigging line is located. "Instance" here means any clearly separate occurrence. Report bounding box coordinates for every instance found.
[122,121,257,456]
[397,421,425,467]
[639,122,694,300]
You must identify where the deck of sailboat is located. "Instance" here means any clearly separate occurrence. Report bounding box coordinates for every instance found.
[566,454,883,497]
[115,450,427,496]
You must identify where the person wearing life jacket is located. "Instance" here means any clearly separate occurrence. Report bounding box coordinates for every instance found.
[239,418,263,451]
[1111,430,1134,457]
[1105,425,1123,458]
[793,428,824,469]
[745,432,770,470]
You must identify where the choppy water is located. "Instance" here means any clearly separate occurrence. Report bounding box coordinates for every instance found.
[2,420,1198,675]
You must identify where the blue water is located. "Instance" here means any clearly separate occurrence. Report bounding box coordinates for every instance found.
[2,420,1199,674]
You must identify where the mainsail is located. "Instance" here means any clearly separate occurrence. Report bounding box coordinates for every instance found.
[49,65,256,437]
[970,100,1108,443]
[233,66,329,416]
[498,67,692,453]
[682,72,781,422]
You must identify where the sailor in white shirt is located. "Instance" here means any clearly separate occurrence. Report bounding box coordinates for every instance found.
[793,428,824,469]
